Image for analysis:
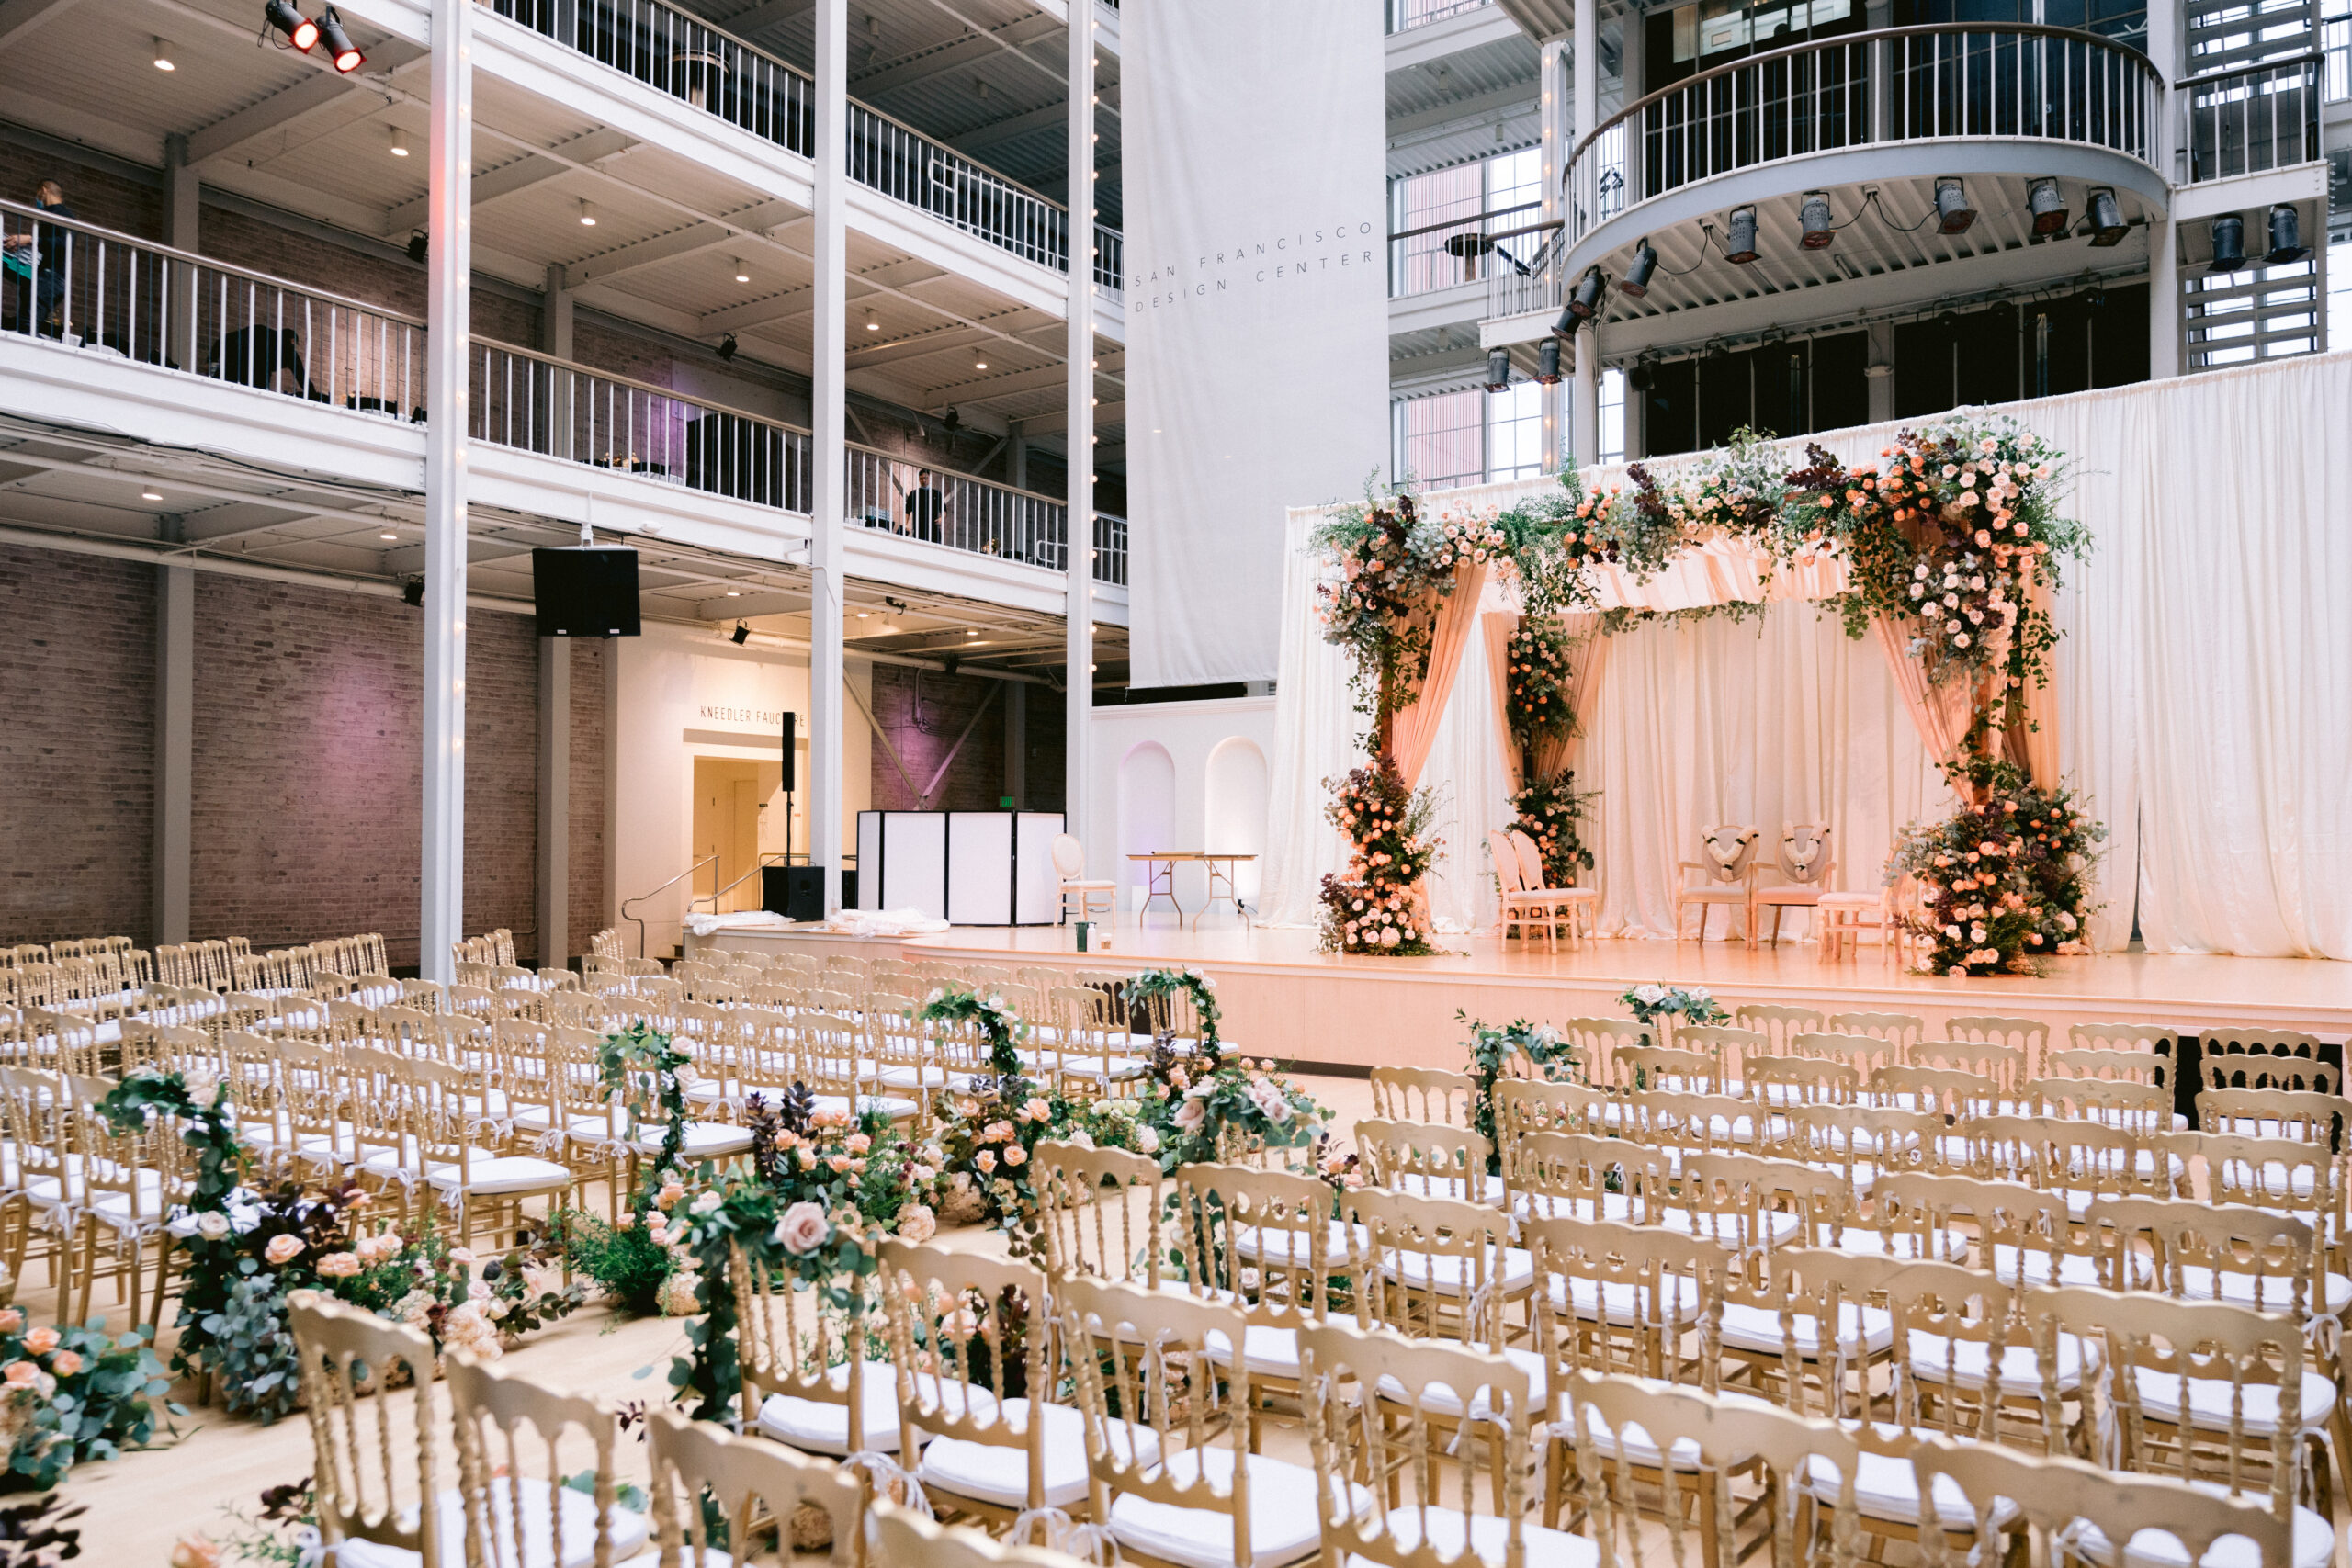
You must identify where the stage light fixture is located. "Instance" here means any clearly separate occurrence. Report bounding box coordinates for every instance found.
[405,230,427,264]
[264,0,317,51]
[942,408,960,432]
[1933,177,1974,235]
[2266,204,2307,265]
[862,308,879,331]
[1567,266,1606,321]
[401,576,424,607]
[717,333,739,360]
[1484,346,1511,391]
[389,126,409,157]
[2085,187,2127,247]
[1799,192,1835,249]
[577,199,597,227]
[730,621,751,645]
[1724,207,1758,264]
[1535,335,1562,385]
[153,37,175,70]
[318,7,361,71]
[2027,177,2067,236]
[2209,213,2245,272]
[1621,238,1657,297]
[1629,355,1654,392]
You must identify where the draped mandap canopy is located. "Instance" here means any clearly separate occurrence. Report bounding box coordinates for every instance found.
[1259,349,2352,961]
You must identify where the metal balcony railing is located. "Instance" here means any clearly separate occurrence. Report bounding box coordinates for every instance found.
[1559,24,2163,253]
[1389,201,1555,298]
[482,0,1125,294]
[1388,0,1492,30]
[2184,53,2324,182]
[474,339,816,511]
[0,203,1126,586]
[1,197,425,414]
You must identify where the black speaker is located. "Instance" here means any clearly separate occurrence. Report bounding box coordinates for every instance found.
[763,864,829,921]
[532,547,641,637]
[780,710,797,793]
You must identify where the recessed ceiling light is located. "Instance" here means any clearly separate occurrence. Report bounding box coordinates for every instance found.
[153,37,175,70]
[578,199,597,227]
[966,627,979,638]
[379,530,399,541]
[141,489,163,502]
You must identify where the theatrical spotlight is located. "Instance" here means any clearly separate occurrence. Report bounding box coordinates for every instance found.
[717,333,740,360]
[2209,213,2245,272]
[1621,238,1657,297]
[2085,188,2128,247]
[1485,346,1512,392]
[1933,178,1975,235]
[1628,354,1655,392]
[401,576,425,607]
[2028,177,2067,236]
[405,229,427,264]
[1724,207,1758,264]
[730,621,752,645]
[318,7,362,72]
[1799,192,1834,250]
[1535,335,1563,385]
[1567,266,1606,321]
[264,0,318,51]
[2267,204,2308,265]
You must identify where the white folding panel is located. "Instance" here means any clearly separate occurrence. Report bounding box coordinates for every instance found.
[1014,812,1065,924]
[945,812,1015,925]
[854,811,884,911]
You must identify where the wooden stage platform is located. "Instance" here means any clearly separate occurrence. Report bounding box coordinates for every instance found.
[685,920,2352,1072]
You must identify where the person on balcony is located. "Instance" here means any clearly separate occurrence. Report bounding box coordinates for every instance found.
[4,179,74,338]
[903,468,948,543]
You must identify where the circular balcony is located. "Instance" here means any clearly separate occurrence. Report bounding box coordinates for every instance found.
[1534,24,2169,337]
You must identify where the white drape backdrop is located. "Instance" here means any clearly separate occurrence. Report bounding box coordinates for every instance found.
[1260,351,2352,958]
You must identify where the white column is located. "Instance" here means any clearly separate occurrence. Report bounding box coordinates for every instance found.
[156,140,198,947]
[808,0,849,911]
[153,538,192,946]
[1066,6,1096,835]
[1568,0,1600,469]
[421,0,474,982]
[2148,218,2180,377]
[537,638,570,969]
[1866,319,1897,422]
[1539,36,1567,471]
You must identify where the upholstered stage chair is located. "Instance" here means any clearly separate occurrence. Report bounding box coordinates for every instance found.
[1673,826,1759,942]
[1755,823,1834,945]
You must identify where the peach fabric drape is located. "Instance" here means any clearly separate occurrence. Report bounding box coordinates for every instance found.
[2001,559,2060,786]
[1481,611,1522,793]
[1871,614,1978,780]
[1532,612,1611,782]
[1390,563,1487,788]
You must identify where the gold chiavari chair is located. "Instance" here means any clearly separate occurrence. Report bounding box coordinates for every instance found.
[290,1292,447,1568]
[1491,1077,1608,1148]
[1822,1010,1926,1062]
[1341,1186,1533,1393]
[1610,1043,1726,1098]
[869,1501,1086,1568]
[1169,1164,1340,1442]
[1790,1029,1904,1087]
[652,1409,865,1568]
[447,1357,655,1567]
[2189,1128,2345,1249]
[2199,1027,2337,1093]
[1909,1433,2293,1568]
[2019,1074,2175,1133]
[1522,1213,1734,1395]
[0,1065,73,1319]
[2058,1022,2179,1092]
[1555,1017,1645,1084]
[58,1071,184,1328]
[797,1011,919,1127]
[2199,1086,2352,1145]
[1353,1119,1502,1205]
[1731,1003,1826,1060]
[1057,1272,1328,1568]
[738,1232,899,1461]
[1505,1128,1678,1229]
[1033,1140,1163,1290]
[1366,1066,1477,1125]
[2093,1195,2341,1319]
[1744,1054,1861,1111]
[1942,1013,2049,1078]
[877,1240,1083,1528]
[1051,986,1148,1100]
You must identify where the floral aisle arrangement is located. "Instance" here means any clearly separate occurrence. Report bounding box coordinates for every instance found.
[1618,984,1727,1032]
[1505,773,1597,890]
[1139,1051,1329,1174]
[1458,1012,1578,1161]
[1890,761,2104,976]
[0,1307,170,1493]
[1123,968,1225,1069]
[1317,761,1442,955]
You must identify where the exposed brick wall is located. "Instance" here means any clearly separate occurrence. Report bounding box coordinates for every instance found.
[0,546,156,945]
[566,637,610,959]
[187,578,542,969]
[0,147,159,243]
[867,666,1063,814]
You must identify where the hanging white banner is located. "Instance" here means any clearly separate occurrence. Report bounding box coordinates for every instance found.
[1125,0,1390,686]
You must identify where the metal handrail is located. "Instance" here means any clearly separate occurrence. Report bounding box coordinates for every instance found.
[1389,201,1544,243]
[2183,51,2324,183]
[622,853,718,957]
[707,851,789,909]
[1566,21,2163,169]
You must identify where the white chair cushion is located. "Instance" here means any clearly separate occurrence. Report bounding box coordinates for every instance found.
[1719,1301,1893,1358]
[335,1479,650,1568]
[1342,1502,1596,1568]
[1573,1386,1779,1466]
[1382,1173,1506,1205]
[1374,1346,1550,1419]
[2130,1366,2336,1437]
[1106,1449,1340,1568]
[2066,1483,2329,1568]
[1986,1247,2108,1289]
[1551,1273,1705,1326]
[2174,1267,2352,1315]
[808,1094,919,1122]
[1803,1435,2018,1529]
[1201,1322,1306,1379]
[917,1398,1153,1509]
[629,1122,754,1158]
[755,1360,909,1455]
[1384,1246,1535,1299]
[1906,1329,2082,1393]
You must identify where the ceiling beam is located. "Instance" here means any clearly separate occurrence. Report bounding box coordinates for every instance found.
[945,86,1125,156]
[1384,82,1543,146]
[0,0,83,51]
[1017,400,1122,435]
[849,11,1063,97]
[382,127,636,234]
[569,201,800,284]
[186,41,428,166]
